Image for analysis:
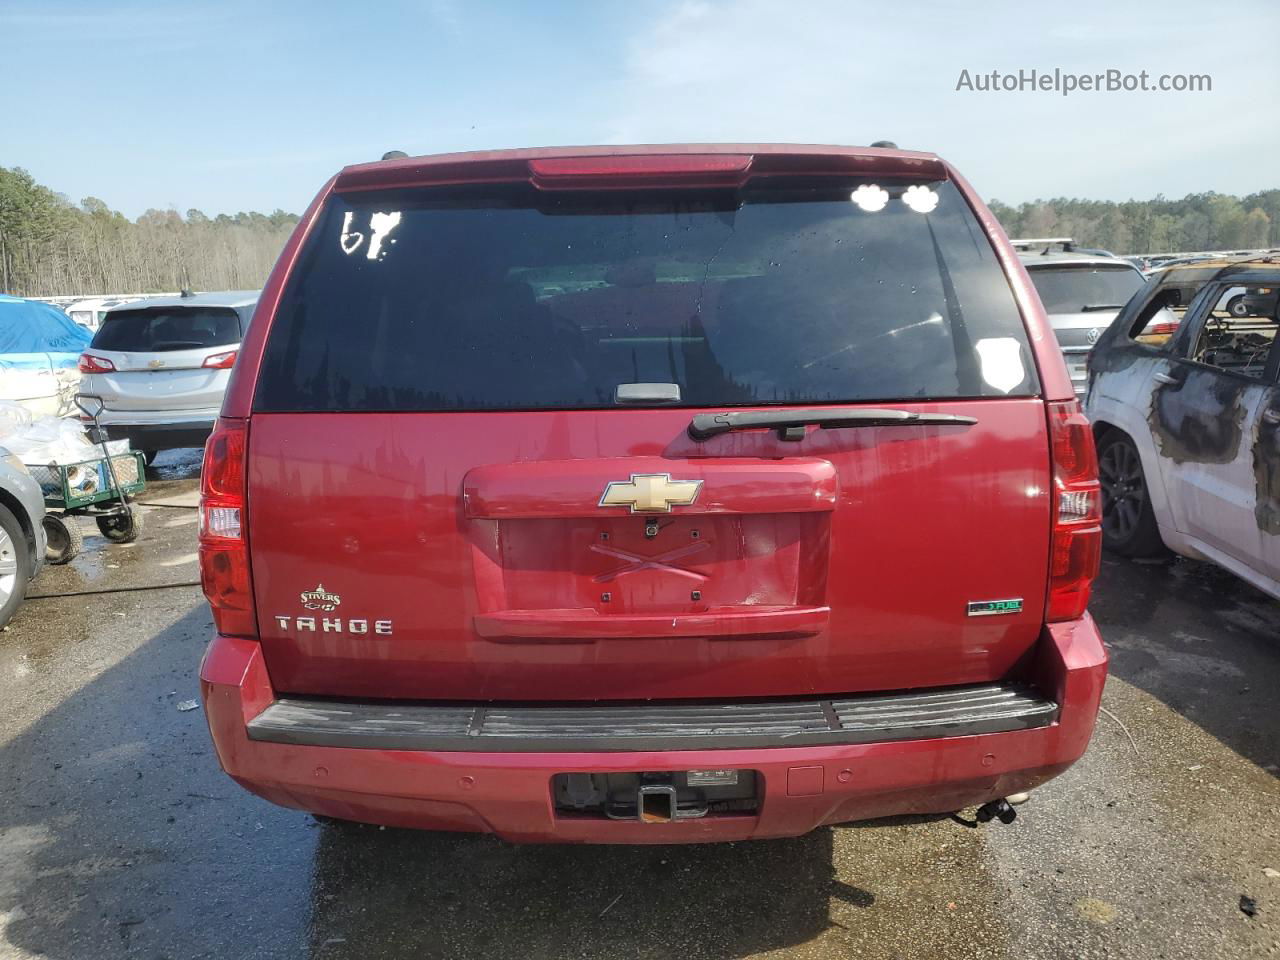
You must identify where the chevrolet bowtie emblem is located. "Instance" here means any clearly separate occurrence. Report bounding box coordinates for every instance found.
[599,473,703,514]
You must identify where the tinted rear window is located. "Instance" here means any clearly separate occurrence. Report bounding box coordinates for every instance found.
[255,178,1037,412]
[1026,264,1144,314]
[92,307,242,352]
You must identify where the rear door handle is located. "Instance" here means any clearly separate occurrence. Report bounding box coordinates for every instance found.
[1152,372,1178,385]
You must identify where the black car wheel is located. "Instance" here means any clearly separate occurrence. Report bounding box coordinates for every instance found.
[1097,432,1165,557]
[0,504,32,628]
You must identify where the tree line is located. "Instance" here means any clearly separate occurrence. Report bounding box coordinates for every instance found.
[0,166,298,297]
[988,190,1279,255]
[2,164,1278,298]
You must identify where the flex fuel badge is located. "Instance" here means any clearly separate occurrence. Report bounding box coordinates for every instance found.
[967,598,1024,617]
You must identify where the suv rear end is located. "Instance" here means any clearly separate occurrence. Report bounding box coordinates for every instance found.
[1015,243,1146,396]
[78,291,258,455]
[199,145,1107,842]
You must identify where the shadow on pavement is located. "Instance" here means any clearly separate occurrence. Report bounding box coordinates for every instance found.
[0,604,317,960]
[306,824,870,959]
[1,603,877,960]
[1090,552,1280,775]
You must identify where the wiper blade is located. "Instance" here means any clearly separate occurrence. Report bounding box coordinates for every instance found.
[1079,304,1123,312]
[688,407,977,442]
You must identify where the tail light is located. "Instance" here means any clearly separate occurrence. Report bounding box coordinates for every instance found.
[202,350,238,369]
[78,354,116,373]
[199,418,256,636]
[1046,400,1101,621]
[528,154,752,190]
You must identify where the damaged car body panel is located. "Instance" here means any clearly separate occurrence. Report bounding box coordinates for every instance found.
[1254,388,1280,537]
[1148,365,1252,466]
[1087,260,1280,599]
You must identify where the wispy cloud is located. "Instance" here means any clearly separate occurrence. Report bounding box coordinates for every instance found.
[603,0,1278,202]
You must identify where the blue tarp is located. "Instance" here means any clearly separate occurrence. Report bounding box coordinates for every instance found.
[0,295,92,356]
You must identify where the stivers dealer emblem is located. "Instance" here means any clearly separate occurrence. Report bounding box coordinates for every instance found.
[300,584,341,611]
[967,598,1024,617]
[599,473,703,514]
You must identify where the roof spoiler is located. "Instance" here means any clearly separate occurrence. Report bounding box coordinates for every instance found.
[1011,237,1077,254]
[334,146,948,193]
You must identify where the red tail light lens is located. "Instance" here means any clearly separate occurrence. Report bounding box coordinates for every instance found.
[199,418,256,636]
[1047,401,1101,621]
[528,154,752,189]
[78,353,116,373]
[202,350,238,370]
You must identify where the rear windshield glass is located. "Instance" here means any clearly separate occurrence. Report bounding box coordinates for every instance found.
[1026,265,1144,314]
[92,307,242,352]
[255,178,1038,412]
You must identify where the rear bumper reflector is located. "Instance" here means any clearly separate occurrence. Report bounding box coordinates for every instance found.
[246,682,1058,753]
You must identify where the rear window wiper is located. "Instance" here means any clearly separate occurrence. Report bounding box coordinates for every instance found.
[1079,304,1124,312]
[688,407,977,442]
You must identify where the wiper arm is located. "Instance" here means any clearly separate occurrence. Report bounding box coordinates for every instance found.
[1079,304,1123,312]
[688,407,977,442]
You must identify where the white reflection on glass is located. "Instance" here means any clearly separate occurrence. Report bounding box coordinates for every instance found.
[902,185,939,214]
[366,211,402,261]
[850,184,889,212]
[339,211,364,255]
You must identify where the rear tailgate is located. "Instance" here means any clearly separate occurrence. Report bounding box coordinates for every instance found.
[88,356,230,412]
[88,306,241,411]
[248,403,1049,700]
[243,152,1055,702]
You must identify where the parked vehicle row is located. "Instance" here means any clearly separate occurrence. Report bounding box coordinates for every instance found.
[64,296,145,331]
[3,143,1271,847]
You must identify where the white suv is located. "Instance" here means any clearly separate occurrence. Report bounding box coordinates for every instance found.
[1085,259,1280,599]
[77,291,258,460]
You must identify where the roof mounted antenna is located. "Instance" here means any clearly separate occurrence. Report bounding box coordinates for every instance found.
[869,140,898,149]
[381,150,409,161]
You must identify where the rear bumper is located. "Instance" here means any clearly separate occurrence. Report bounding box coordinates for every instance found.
[97,411,216,451]
[199,615,1107,843]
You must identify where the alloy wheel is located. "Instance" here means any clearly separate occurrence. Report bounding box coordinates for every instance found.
[1099,440,1146,542]
[0,525,16,609]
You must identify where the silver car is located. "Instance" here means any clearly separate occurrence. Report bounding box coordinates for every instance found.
[77,291,259,459]
[1015,240,1146,396]
[0,449,47,628]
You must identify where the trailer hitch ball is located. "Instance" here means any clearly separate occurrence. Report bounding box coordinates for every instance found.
[975,798,1017,825]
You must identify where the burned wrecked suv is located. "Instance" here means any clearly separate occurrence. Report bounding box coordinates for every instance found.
[198,145,1107,842]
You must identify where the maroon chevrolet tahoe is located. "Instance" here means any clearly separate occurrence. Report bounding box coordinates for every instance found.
[198,144,1107,843]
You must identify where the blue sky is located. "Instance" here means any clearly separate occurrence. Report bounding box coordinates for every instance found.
[4,0,1277,218]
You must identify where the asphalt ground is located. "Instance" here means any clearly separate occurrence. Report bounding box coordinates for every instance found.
[1,448,1277,959]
